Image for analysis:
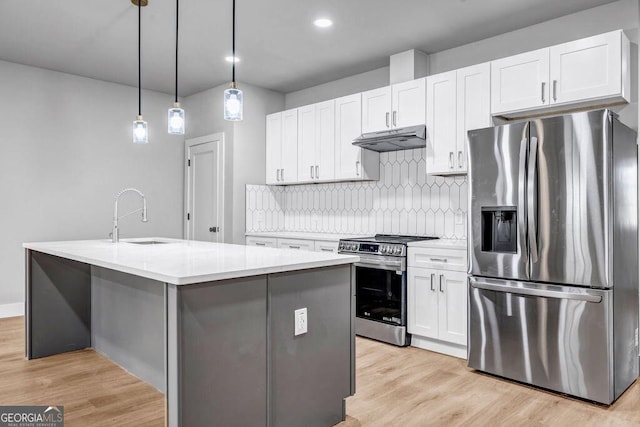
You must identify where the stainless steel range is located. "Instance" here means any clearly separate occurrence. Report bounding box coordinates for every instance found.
[338,234,438,346]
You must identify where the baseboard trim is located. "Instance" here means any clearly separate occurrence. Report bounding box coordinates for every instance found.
[411,335,467,359]
[0,302,24,319]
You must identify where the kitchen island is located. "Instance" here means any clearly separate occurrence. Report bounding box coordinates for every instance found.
[23,238,359,427]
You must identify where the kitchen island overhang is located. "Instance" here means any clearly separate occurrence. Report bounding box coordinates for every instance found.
[24,238,359,427]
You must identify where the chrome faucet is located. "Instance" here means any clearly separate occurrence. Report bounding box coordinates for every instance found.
[111,188,148,243]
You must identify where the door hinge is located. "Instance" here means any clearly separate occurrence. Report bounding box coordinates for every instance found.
[188,159,191,167]
[187,213,190,221]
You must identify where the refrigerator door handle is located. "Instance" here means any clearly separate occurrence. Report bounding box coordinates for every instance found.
[518,136,529,261]
[469,278,602,303]
[527,136,539,263]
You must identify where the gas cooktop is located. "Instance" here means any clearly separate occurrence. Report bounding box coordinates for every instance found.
[344,234,439,244]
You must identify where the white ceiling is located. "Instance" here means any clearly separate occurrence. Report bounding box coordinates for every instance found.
[0,0,619,96]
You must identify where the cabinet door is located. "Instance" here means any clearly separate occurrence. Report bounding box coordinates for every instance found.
[392,78,426,128]
[437,271,467,345]
[407,268,439,339]
[315,100,335,181]
[281,108,298,183]
[457,63,491,173]
[297,104,316,182]
[361,86,391,133]
[335,94,363,180]
[426,71,457,175]
[314,240,339,253]
[277,238,314,251]
[265,112,282,185]
[550,30,624,105]
[246,236,277,247]
[491,48,549,115]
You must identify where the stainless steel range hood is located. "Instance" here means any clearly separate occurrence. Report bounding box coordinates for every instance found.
[352,125,426,152]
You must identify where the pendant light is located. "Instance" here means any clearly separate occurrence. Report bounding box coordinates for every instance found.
[132,0,148,144]
[168,0,185,134]
[223,0,243,121]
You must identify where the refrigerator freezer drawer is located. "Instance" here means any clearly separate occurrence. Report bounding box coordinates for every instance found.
[468,277,614,404]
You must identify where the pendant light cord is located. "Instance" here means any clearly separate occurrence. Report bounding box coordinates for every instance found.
[138,0,142,116]
[232,0,236,84]
[175,0,179,103]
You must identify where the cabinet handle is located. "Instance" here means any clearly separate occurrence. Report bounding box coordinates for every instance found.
[310,165,314,179]
[281,168,285,181]
[430,257,448,263]
[392,111,397,127]
[289,245,300,249]
[255,242,266,246]
[541,82,546,103]
[385,112,390,128]
[449,152,454,169]
[552,80,557,102]
[275,169,279,182]
[457,151,463,168]
[439,274,445,293]
[430,273,435,291]
[320,248,334,252]
[356,160,360,176]
[316,165,319,179]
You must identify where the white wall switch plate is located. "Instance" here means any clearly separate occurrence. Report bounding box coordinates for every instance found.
[294,308,308,336]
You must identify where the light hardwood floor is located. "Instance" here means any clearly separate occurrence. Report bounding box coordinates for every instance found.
[2,315,640,426]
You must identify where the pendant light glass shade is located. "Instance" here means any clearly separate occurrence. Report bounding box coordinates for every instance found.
[168,102,185,134]
[133,116,149,144]
[224,87,243,121]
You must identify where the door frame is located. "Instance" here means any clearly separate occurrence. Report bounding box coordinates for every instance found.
[184,133,226,242]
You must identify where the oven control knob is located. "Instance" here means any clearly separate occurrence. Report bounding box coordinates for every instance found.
[394,246,402,255]
[381,246,387,254]
[350,244,357,251]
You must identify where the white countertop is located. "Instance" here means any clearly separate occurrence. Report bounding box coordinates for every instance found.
[24,238,360,285]
[245,231,369,242]
[408,238,467,250]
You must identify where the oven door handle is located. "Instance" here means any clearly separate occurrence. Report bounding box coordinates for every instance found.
[354,260,404,272]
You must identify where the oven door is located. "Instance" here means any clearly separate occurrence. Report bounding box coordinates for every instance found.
[354,255,406,326]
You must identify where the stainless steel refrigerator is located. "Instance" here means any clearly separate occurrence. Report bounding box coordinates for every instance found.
[467,109,639,404]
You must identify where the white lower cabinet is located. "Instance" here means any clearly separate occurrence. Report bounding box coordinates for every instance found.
[246,236,277,248]
[407,245,467,358]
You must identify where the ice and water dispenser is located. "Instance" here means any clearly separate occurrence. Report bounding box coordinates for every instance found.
[481,207,517,253]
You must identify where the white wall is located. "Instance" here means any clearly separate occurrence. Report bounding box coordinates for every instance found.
[184,83,284,244]
[284,0,639,128]
[0,60,184,312]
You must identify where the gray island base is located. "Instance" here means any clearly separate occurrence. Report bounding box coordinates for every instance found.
[24,239,358,427]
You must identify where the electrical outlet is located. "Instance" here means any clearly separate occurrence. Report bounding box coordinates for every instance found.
[455,210,464,225]
[294,308,308,336]
[257,211,265,224]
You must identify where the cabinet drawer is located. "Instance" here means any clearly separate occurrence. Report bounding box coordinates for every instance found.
[277,238,314,251]
[408,247,467,272]
[314,240,339,253]
[246,237,277,248]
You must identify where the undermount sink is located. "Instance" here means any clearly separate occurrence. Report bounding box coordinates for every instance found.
[126,240,172,245]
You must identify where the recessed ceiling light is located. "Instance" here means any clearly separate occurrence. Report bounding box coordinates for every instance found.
[225,56,240,63]
[314,18,333,28]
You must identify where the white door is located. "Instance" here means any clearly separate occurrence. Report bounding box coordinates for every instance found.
[265,112,282,184]
[437,271,467,345]
[334,93,363,180]
[392,78,426,128]
[407,268,439,339]
[426,71,457,175]
[550,30,622,105]
[281,108,298,183]
[185,133,225,242]
[315,100,335,181]
[297,104,316,182]
[361,86,391,133]
[491,48,549,115]
[456,63,491,173]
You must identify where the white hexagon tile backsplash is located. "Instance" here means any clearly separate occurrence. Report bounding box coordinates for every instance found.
[246,148,467,239]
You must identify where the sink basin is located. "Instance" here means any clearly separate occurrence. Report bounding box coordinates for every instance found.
[126,240,172,245]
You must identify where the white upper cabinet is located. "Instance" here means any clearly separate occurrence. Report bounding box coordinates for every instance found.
[297,100,335,183]
[427,63,491,175]
[549,30,628,105]
[266,109,298,185]
[334,94,379,181]
[361,78,426,133]
[491,30,630,116]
